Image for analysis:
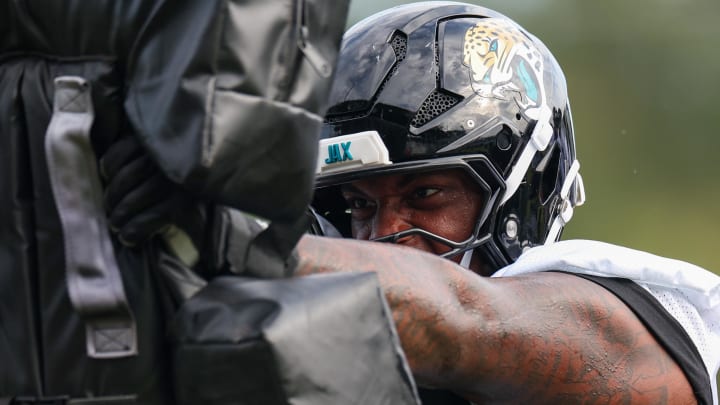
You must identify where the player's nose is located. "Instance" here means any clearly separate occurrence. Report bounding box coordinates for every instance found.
[370,204,412,241]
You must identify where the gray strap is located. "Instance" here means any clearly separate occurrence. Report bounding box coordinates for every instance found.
[0,395,136,404]
[44,76,137,359]
[69,394,137,404]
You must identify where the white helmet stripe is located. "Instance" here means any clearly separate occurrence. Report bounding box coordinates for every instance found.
[499,105,553,205]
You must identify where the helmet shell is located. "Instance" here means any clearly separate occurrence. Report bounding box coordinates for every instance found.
[315,2,583,270]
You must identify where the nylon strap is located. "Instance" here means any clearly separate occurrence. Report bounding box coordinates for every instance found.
[44,76,137,359]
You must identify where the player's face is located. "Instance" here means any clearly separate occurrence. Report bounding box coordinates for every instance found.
[340,168,485,268]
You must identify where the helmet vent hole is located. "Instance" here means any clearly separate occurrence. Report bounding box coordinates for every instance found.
[410,90,462,128]
[385,32,408,81]
[390,32,408,62]
[496,127,512,150]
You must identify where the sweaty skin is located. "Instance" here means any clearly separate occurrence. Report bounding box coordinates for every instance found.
[299,170,696,404]
[340,169,492,275]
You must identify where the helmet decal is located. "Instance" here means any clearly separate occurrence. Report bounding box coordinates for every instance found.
[316,131,392,175]
[462,19,546,119]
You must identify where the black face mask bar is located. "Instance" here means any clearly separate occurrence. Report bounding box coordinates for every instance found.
[369,226,492,260]
[315,156,505,264]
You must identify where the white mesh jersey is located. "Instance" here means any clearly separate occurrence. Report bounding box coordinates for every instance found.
[493,239,720,405]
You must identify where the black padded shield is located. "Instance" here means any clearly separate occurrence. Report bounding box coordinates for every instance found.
[171,273,421,405]
[0,0,350,402]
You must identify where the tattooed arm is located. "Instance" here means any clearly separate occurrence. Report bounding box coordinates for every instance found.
[296,235,696,404]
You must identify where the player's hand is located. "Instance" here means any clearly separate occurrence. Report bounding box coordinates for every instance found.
[99,135,204,247]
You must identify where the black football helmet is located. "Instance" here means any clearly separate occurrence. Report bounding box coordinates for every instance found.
[312,1,585,272]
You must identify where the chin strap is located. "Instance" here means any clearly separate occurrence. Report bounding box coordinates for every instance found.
[497,104,586,246]
[459,250,474,269]
[545,159,585,244]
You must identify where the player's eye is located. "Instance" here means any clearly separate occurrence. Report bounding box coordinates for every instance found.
[346,197,371,209]
[489,39,498,52]
[412,187,440,199]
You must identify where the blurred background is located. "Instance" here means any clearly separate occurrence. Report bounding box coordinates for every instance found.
[348,0,720,394]
[347,0,720,274]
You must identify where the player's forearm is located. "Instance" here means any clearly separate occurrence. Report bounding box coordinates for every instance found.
[296,237,697,403]
[295,235,476,384]
[450,272,696,404]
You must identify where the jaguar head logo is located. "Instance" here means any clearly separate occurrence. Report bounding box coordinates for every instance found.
[462,18,546,116]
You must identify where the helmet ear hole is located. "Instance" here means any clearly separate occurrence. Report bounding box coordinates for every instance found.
[496,127,513,151]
